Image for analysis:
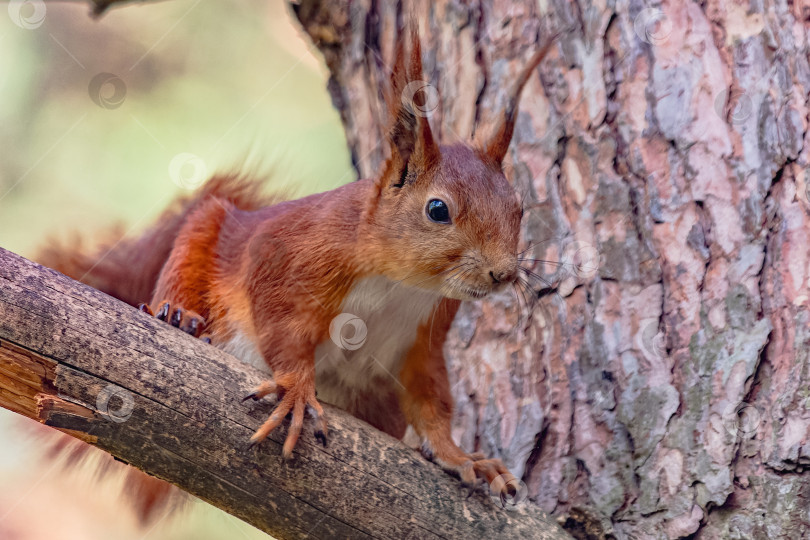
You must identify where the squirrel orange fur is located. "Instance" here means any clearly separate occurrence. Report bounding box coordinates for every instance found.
[37,24,555,522]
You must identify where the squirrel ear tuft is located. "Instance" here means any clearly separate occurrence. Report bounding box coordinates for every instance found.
[483,36,558,164]
[386,18,439,187]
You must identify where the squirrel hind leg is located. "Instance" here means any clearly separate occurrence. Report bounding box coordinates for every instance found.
[139,300,207,338]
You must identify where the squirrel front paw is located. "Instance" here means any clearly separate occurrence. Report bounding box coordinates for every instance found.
[138,300,208,340]
[423,443,519,501]
[244,374,327,458]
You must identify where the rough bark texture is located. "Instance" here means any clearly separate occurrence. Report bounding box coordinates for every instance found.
[0,247,570,540]
[293,1,810,538]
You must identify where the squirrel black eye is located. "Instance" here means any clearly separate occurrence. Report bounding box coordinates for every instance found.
[426,199,451,224]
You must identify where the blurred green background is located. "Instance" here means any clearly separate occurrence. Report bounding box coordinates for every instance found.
[0,1,352,538]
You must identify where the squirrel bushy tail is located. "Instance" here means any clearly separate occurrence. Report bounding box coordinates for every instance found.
[32,173,276,525]
[32,426,186,525]
[38,173,274,306]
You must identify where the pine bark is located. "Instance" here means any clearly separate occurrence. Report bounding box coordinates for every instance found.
[293,1,810,538]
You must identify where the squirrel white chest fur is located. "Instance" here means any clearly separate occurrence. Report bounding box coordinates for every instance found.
[314,276,440,408]
[219,276,441,408]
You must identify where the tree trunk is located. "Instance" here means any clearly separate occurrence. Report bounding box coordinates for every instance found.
[293,1,810,538]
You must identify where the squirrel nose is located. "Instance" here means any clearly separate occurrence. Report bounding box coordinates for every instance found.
[489,268,517,285]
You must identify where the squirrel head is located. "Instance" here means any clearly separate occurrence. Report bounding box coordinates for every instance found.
[364,23,555,301]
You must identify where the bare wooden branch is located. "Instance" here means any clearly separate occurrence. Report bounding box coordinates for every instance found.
[0,247,571,540]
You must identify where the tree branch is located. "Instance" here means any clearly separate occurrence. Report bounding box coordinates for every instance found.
[0,247,571,540]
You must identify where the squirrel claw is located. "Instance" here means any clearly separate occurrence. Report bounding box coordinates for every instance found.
[170,307,183,327]
[184,317,199,335]
[242,380,278,403]
[155,301,171,321]
[168,307,205,336]
[141,300,207,338]
[314,430,327,447]
[459,481,476,498]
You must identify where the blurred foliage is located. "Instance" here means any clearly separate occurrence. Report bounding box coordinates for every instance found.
[0,1,352,538]
[0,0,353,256]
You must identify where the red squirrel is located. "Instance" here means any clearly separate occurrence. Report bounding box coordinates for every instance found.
[39,24,555,518]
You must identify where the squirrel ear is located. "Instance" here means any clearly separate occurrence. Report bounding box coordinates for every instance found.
[386,20,439,187]
[483,37,557,164]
